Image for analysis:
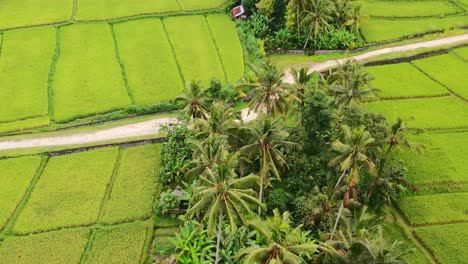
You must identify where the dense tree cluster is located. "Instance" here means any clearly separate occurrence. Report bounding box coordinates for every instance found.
[155,59,423,263]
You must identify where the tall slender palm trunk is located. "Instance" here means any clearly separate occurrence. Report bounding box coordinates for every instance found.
[258,176,264,215]
[330,200,344,240]
[215,207,224,264]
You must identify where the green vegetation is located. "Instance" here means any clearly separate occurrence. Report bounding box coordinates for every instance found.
[0,27,55,123]
[0,156,41,229]
[101,145,161,224]
[0,227,89,263]
[86,221,150,263]
[358,0,463,17]
[206,14,245,83]
[0,116,51,135]
[113,19,183,105]
[403,131,468,184]
[383,222,431,264]
[412,53,468,100]
[365,62,448,98]
[362,16,468,43]
[177,0,226,10]
[0,0,73,29]
[75,0,180,21]
[452,45,468,60]
[53,24,131,122]
[399,193,468,225]
[13,148,118,234]
[415,223,468,263]
[164,15,225,85]
[365,96,468,129]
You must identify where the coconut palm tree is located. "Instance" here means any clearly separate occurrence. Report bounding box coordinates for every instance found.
[288,0,307,34]
[328,60,379,107]
[290,67,317,103]
[175,81,210,119]
[240,115,297,214]
[328,125,377,238]
[186,153,263,264]
[383,118,425,159]
[193,102,241,141]
[343,4,367,35]
[316,207,411,263]
[186,135,230,178]
[301,0,334,49]
[241,62,296,116]
[237,209,318,264]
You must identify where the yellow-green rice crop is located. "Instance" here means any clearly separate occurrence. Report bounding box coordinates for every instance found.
[164,15,225,86]
[0,0,73,30]
[0,116,51,135]
[399,193,468,225]
[0,156,41,229]
[365,96,468,129]
[113,19,183,105]
[101,144,161,224]
[358,0,462,17]
[0,27,55,123]
[0,227,89,263]
[452,46,468,61]
[53,24,131,122]
[207,14,245,83]
[412,54,468,100]
[177,0,226,10]
[365,63,448,98]
[13,148,119,234]
[414,223,468,263]
[86,221,150,263]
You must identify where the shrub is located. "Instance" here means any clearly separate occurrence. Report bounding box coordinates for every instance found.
[154,190,181,218]
[266,188,292,213]
[311,27,357,50]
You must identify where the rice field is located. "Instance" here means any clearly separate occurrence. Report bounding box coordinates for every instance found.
[366,62,448,98]
[358,0,463,18]
[368,53,468,264]
[414,223,468,264]
[0,144,162,263]
[361,15,468,43]
[0,0,228,30]
[0,14,244,133]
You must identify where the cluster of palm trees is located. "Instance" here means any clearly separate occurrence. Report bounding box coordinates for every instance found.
[287,0,366,48]
[170,60,418,263]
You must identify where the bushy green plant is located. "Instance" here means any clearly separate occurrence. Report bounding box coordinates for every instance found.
[236,19,266,66]
[159,120,194,184]
[173,221,215,264]
[154,190,181,218]
[266,188,292,213]
[311,27,357,50]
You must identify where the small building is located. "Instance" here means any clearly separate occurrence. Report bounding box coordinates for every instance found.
[231,5,246,19]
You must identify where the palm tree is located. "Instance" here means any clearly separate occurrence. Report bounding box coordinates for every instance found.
[193,102,241,141]
[383,118,425,159]
[316,207,411,263]
[186,154,264,264]
[301,0,334,49]
[333,0,353,26]
[241,62,296,116]
[288,0,307,34]
[290,67,316,103]
[328,60,379,107]
[175,81,210,119]
[328,125,377,238]
[343,4,367,35]
[240,115,297,214]
[186,135,229,178]
[237,209,318,264]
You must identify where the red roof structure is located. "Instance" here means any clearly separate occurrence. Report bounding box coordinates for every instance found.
[231,5,245,19]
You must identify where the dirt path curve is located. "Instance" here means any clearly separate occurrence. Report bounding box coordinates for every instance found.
[282,33,468,83]
[0,34,467,151]
[0,110,258,151]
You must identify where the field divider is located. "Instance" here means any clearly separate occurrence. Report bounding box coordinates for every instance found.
[0,156,49,235]
[47,27,61,122]
[389,207,438,264]
[79,228,97,264]
[139,221,155,264]
[0,33,3,63]
[96,148,123,222]
[72,0,78,21]
[205,15,228,83]
[412,231,442,264]
[411,219,468,228]
[109,23,135,105]
[369,11,467,20]
[174,0,183,11]
[161,19,186,86]
[377,94,451,101]
[410,61,468,103]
